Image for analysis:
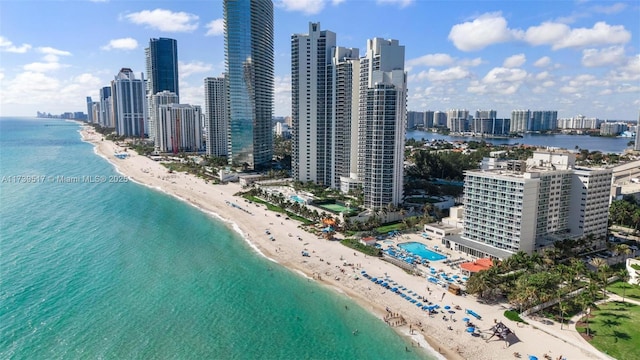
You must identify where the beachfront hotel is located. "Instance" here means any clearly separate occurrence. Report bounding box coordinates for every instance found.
[224,0,274,169]
[445,151,612,259]
[111,68,147,138]
[204,76,228,157]
[145,38,180,142]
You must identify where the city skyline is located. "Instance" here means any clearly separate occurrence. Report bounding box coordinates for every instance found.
[0,0,638,120]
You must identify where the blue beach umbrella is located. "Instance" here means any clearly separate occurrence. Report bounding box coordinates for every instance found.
[444,305,451,310]
[466,327,475,333]
[528,356,538,360]
[462,317,470,322]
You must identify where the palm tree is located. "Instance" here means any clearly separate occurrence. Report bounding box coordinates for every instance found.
[615,243,632,261]
[618,269,631,302]
[557,292,569,330]
[590,258,610,299]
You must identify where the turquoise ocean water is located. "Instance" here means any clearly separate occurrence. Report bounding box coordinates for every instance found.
[0,117,432,359]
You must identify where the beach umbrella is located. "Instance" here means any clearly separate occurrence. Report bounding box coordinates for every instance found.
[528,356,538,360]
[466,327,475,333]
[417,303,423,307]
[444,306,451,310]
[462,317,470,322]
[361,270,366,274]
[392,287,398,292]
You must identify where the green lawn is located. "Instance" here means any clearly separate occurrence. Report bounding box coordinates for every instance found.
[576,301,640,360]
[375,222,404,234]
[607,281,640,300]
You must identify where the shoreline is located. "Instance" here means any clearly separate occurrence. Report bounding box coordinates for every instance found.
[79,126,604,360]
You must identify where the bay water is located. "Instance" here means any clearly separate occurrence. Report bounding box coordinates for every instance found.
[0,117,430,359]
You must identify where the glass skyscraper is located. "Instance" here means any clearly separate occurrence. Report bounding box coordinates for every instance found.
[146,38,179,100]
[224,0,274,169]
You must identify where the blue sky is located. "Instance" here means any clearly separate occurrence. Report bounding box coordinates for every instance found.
[1,0,638,120]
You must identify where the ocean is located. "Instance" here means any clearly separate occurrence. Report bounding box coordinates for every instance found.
[0,117,431,359]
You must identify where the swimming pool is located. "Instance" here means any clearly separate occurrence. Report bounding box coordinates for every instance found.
[397,242,447,261]
[290,195,306,204]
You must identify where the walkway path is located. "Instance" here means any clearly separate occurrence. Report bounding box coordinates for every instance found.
[522,291,640,360]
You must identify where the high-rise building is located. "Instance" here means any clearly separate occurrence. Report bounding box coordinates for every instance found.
[531,110,558,131]
[448,151,612,259]
[156,104,203,153]
[433,111,447,127]
[224,0,274,169]
[99,86,112,128]
[111,68,147,137]
[150,91,179,145]
[446,109,468,133]
[204,76,228,157]
[424,111,434,128]
[510,110,530,133]
[291,22,337,185]
[358,38,407,210]
[331,46,360,190]
[86,97,94,123]
[407,111,425,129]
[146,38,179,99]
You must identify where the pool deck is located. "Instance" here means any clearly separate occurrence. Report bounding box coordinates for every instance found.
[379,232,476,284]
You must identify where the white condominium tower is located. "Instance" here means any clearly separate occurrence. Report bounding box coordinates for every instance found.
[291,22,337,185]
[204,77,228,157]
[447,109,468,133]
[156,104,203,153]
[511,110,530,133]
[451,151,612,259]
[358,38,407,210]
[150,91,179,146]
[331,46,360,190]
[111,68,147,137]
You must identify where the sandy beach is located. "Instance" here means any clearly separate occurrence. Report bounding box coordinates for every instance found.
[80,126,607,360]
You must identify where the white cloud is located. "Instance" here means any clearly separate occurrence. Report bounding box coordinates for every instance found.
[37,46,71,56]
[43,54,60,63]
[458,58,483,67]
[533,56,552,68]
[376,0,414,8]
[582,46,626,67]
[409,67,470,82]
[524,22,570,46]
[406,53,454,68]
[536,71,550,80]
[448,12,523,52]
[179,61,214,78]
[607,55,640,82]
[560,86,579,93]
[101,38,138,51]
[552,22,631,49]
[331,0,345,4]
[23,62,66,72]
[503,54,526,68]
[205,18,224,36]
[0,36,32,53]
[482,67,527,84]
[592,2,627,14]
[124,9,199,32]
[278,0,326,15]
